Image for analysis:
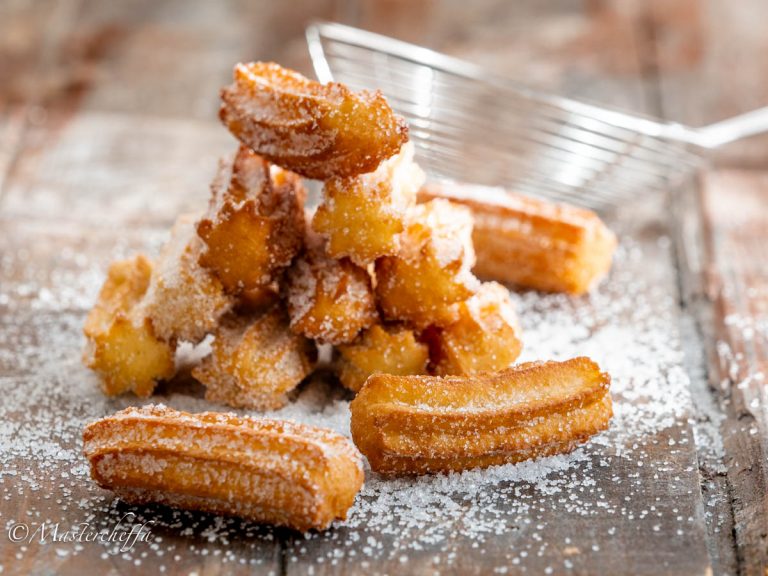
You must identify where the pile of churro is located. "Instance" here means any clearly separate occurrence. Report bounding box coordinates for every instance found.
[81,62,617,531]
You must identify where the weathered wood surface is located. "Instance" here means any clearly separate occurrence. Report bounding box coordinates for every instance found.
[1,0,765,574]
[649,1,768,573]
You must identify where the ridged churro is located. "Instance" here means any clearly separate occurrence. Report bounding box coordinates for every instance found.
[336,324,429,392]
[197,145,305,294]
[83,405,364,531]
[143,213,234,344]
[375,199,479,328]
[350,357,612,475]
[313,142,424,265]
[419,183,616,294]
[193,308,316,410]
[426,281,522,376]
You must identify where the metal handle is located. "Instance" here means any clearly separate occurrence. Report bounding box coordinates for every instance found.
[692,106,768,148]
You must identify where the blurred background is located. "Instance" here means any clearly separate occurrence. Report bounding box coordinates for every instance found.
[3,0,768,137]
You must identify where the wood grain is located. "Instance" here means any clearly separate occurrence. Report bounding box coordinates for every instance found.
[700,171,768,576]
[651,0,768,572]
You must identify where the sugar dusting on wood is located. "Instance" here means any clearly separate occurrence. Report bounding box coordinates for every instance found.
[0,212,715,573]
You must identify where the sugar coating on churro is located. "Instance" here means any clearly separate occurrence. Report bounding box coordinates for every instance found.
[83,404,364,532]
[193,308,316,410]
[336,324,429,392]
[220,62,408,180]
[314,141,424,265]
[197,146,305,293]
[142,213,234,344]
[287,235,377,345]
[376,199,480,328]
[419,182,616,294]
[428,281,523,376]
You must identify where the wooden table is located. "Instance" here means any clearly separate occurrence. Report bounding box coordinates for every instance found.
[1,1,767,574]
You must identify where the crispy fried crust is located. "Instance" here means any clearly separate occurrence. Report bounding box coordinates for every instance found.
[83,405,364,531]
[350,357,612,475]
[197,146,305,293]
[143,214,234,344]
[237,280,282,314]
[375,199,480,328]
[83,256,176,397]
[220,62,408,180]
[336,324,429,392]
[287,236,378,345]
[418,183,617,294]
[192,308,317,410]
[427,282,523,376]
[313,142,424,266]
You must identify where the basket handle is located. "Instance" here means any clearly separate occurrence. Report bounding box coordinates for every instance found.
[692,106,768,148]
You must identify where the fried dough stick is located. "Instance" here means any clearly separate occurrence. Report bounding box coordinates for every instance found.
[193,307,316,410]
[351,357,612,475]
[83,255,176,397]
[83,405,364,531]
[197,146,305,294]
[419,183,616,294]
[313,142,424,265]
[375,199,480,328]
[220,62,408,180]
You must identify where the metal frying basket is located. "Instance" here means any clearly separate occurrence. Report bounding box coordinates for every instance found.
[307,22,768,211]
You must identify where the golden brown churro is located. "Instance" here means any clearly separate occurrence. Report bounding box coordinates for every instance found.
[197,145,305,294]
[419,183,616,294]
[287,234,377,345]
[192,308,316,410]
[375,199,480,329]
[83,256,176,397]
[220,62,408,180]
[83,405,364,531]
[336,324,429,392]
[313,142,424,265]
[143,213,234,344]
[350,357,612,475]
[426,281,523,376]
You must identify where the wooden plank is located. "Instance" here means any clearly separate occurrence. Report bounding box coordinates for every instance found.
[53,0,338,120]
[0,1,720,574]
[651,0,768,167]
[0,205,714,575]
[0,105,27,200]
[699,171,768,576]
[672,179,738,576]
[652,1,768,573]
[0,0,80,106]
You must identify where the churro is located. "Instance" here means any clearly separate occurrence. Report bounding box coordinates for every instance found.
[375,199,479,328]
[426,281,522,376]
[419,183,616,294]
[350,357,612,475]
[197,146,305,293]
[192,308,316,410]
[220,62,408,180]
[287,235,377,344]
[83,255,176,397]
[143,213,234,343]
[336,324,429,392]
[313,142,424,265]
[83,405,364,531]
